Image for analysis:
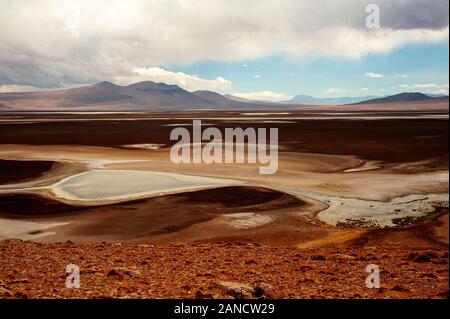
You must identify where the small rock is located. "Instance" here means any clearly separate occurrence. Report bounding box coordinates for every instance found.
[425,251,438,259]
[0,287,13,297]
[126,269,141,279]
[311,255,326,261]
[390,285,409,292]
[14,291,28,299]
[253,282,274,298]
[414,254,431,263]
[81,268,101,275]
[107,267,141,279]
[195,290,218,299]
[8,278,29,284]
[216,281,254,299]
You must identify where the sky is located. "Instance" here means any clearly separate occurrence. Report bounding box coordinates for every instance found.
[0,0,448,101]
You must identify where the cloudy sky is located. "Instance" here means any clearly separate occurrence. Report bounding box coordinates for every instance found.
[0,0,448,100]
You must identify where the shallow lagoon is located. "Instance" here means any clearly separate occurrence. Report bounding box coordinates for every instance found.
[51,170,237,202]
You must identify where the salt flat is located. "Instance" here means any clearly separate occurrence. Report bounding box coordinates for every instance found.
[50,169,238,203]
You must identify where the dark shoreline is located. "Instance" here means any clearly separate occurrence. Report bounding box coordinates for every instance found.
[0,160,55,185]
[0,186,305,240]
[0,115,448,166]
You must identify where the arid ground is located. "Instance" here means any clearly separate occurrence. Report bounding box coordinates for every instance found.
[0,108,448,299]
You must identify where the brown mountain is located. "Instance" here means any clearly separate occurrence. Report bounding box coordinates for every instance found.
[1,82,448,112]
[0,81,245,111]
[192,90,238,107]
[353,92,447,104]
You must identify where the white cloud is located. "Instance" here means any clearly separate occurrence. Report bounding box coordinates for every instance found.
[361,87,370,92]
[0,85,42,93]
[398,83,449,94]
[394,73,408,78]
[366,72,384,78]
[242,64,249,67]
[433,89,449,95]
[0,0,448,88]
[231,91,292,102]
[253,74,262,79]
[0,84,86,93]
[114,67,232,92]
[322,87,348,94]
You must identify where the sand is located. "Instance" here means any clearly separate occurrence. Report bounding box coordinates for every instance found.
[0,110,448,298]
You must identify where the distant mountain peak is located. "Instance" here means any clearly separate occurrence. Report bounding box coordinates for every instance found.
[94,81,118,89]
[127,81,182,91]
[193,90,224,96]
[354,92,436,104]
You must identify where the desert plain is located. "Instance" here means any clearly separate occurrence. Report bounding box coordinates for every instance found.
[0,102,448,299]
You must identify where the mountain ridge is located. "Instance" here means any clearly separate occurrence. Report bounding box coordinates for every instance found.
[288,94,380,105]
[0,81,448,111]
[0,81,236,110]
[353,92,441,104]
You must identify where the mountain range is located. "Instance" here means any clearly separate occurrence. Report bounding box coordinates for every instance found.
[288,95,380,105]
[0,81,243,110]
[351,92,439,104]
[0,81,447,111]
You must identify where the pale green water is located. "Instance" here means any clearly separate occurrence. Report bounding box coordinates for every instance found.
[51,170,237,202]
[286,188,449,227]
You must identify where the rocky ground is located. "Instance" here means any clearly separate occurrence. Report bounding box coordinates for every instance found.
[0,240,448,299]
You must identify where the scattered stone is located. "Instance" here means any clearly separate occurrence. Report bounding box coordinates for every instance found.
[311,255,326,261]
[390,285,409,292]
[414,254,431,263]
[216,281,254,299]
[0,287,13,297]
[195,290,219,299]
[107,267,141,279]
[253,282,274,298]
[0,241,447,299]
[8,278,29,284]
[14,291,28,299]
[81,267,102,275]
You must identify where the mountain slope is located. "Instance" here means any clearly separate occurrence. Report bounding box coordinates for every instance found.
[354,92,436,104]
[289,94,380,105]
[0,81,227,110]
[193,91,240,107]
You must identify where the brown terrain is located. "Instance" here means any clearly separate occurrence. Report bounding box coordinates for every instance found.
[0,109,448,299]
[0,241,448,299]
[0,81,448,111]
